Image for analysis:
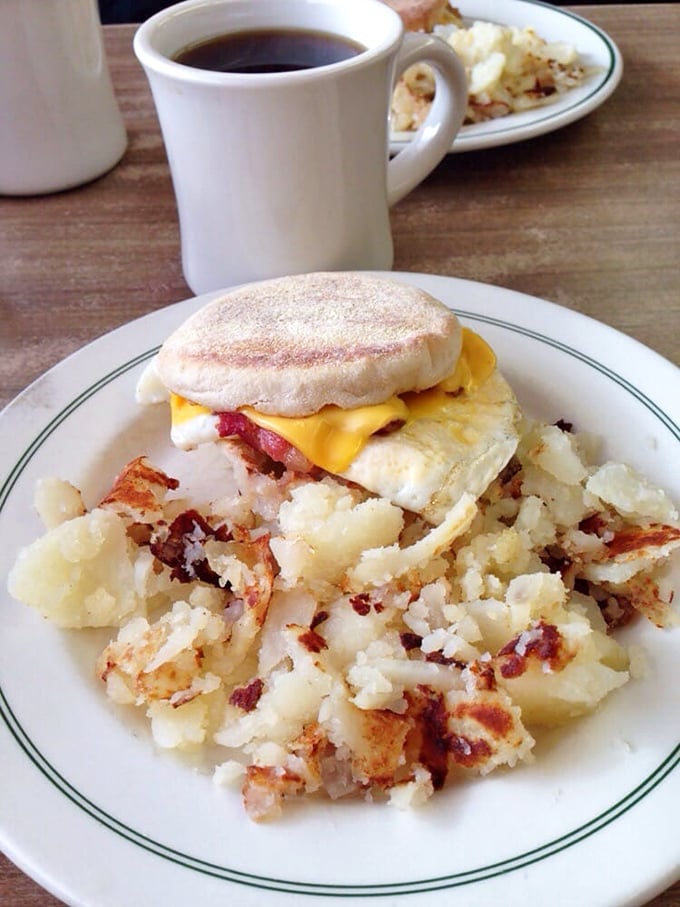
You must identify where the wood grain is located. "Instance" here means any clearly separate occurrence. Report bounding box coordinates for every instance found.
[1,5,678,905]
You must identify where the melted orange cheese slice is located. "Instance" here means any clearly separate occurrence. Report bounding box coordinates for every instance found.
[241,397,409,473]
[171,393,210,426]
[169,329,496,472]
[441,328,497,393]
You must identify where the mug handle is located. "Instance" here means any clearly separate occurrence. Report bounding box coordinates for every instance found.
[387,32,468,206]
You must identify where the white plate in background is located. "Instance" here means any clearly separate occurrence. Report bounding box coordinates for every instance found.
[390,0,623,152]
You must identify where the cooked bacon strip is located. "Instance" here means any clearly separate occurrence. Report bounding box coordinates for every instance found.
[495,621,571,679]
[229,678,264,712]
[216,411,315,474]
[150,509,232,584]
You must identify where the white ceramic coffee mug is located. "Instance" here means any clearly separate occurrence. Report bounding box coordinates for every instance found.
[0,0,127,196]
[134,0,467,294]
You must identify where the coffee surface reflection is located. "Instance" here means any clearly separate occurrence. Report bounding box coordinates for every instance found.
[174,27,365,74]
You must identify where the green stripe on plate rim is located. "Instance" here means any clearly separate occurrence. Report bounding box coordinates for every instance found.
[1,313,678,896]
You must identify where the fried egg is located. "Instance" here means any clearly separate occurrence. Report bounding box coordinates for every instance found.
[340,370,520,524]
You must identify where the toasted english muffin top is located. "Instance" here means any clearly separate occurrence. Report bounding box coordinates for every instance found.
[157,272,462,416]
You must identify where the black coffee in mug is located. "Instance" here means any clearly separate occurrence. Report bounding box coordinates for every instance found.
[173,28,365,74]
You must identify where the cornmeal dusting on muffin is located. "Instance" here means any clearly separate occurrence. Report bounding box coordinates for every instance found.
[391,5,588,130]
[8,420,679,821]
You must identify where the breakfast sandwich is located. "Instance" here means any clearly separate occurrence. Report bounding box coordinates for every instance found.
[138,271,521,525]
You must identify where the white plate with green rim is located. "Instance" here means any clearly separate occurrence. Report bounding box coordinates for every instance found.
[1,273,678,907]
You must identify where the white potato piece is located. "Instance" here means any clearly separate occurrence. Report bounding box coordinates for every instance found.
[271,479,404,590]
[586,461,679,522]
[8,508,144,628]
[34,476,86,529]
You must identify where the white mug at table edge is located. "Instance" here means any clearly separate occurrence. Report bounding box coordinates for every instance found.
[134,0,467,294]
[0,0,127,196]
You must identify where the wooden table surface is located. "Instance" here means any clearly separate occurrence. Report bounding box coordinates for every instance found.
[1,4,678,905]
